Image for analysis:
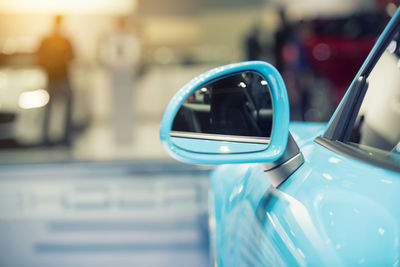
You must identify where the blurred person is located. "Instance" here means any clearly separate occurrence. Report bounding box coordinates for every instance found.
[274,7,292,72]
[244,24,263,60]
[277,19,314,121]
[99,16,141,144]
[37,15,74,146]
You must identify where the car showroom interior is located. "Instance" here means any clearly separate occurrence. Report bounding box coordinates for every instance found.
[0,0,398,266]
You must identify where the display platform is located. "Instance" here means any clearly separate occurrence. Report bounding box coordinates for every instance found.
[0,161,210,267]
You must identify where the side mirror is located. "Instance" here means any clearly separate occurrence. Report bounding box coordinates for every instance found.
[160,61,290,165]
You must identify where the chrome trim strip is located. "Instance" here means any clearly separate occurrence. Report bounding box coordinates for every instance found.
[170,131,270,144]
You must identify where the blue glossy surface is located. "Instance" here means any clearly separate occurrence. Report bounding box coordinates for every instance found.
[211,124,400,266]
[289,122,327,145]
[160,61,290,165]
[161,8,400,266]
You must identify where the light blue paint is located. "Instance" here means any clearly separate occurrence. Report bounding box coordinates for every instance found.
[160,8,400,266]
[160,61,290,165]
[289,122,327,146]
[211,135,400,266]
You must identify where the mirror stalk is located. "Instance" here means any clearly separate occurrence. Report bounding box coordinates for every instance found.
[259,133,304,187]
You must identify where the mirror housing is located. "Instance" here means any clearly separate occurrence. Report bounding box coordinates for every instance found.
[160,61,290,165]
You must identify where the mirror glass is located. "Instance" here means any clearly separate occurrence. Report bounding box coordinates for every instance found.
[171,71,273,152]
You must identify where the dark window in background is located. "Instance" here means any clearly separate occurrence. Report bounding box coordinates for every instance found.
[277,10,390,121]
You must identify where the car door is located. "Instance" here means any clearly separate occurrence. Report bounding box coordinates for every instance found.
[210,9,400,267]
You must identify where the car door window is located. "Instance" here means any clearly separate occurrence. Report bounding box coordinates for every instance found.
[347,31,400,163]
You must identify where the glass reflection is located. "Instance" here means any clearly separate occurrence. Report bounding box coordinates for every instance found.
[172,71,273,141]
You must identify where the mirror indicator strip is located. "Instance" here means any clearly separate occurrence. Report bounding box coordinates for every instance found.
[170,131,270,144]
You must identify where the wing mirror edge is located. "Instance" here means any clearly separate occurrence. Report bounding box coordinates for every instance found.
[160,60,291,165]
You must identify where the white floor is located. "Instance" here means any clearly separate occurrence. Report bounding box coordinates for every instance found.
[73,119,170,161]
[0,119,170,164]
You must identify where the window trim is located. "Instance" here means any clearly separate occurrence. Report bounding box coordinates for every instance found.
[318,10,400,172]
[324,15,400,141]
[315,137,400,173]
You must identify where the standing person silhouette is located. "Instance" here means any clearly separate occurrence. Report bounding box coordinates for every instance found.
[99,16,141,144]
[38,15,74,146]
[244,24,263,61]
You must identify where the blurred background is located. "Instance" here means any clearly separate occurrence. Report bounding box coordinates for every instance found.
[0,0,397,266]
[0,0,397,160]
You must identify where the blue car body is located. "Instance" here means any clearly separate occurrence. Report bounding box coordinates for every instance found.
[211,121,400,266]
[161,7,400,267]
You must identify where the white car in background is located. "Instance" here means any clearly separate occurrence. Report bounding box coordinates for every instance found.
[0,66,49,146]
[0,61,90,147]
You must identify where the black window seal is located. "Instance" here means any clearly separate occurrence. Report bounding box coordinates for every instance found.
[323,76,368,141]
[315,136,400,173]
